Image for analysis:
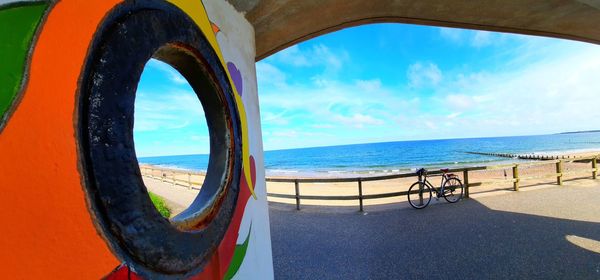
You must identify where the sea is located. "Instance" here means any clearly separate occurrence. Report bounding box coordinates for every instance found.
[138,132,600,177]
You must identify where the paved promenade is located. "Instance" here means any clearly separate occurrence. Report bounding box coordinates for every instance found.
[142,177,198,215]
[270,180,600,279]
[142,176,600,279]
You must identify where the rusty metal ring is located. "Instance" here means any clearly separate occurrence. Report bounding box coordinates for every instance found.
[77,1,241,277]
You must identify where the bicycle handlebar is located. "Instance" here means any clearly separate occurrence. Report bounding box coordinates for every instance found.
[415,168,452,177]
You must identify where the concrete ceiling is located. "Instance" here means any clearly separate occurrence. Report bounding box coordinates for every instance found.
[227,0,600,61]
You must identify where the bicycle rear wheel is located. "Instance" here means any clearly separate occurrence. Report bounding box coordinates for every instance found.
[408,182,432,209]
[442,177,463,203]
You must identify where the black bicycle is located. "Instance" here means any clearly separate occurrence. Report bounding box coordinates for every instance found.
[408,168,464,209]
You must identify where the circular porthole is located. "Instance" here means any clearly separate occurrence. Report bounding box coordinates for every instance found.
[133,58,210,217]
[77,1,241,277]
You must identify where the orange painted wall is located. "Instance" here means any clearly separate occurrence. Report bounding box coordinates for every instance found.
[0,1,270,278]
[0,1,121,278]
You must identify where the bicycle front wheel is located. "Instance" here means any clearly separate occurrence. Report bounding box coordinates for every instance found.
[408,182,432,209]
[442,177,463,203]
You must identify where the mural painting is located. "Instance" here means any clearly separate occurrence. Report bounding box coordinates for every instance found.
[0,0,272,279]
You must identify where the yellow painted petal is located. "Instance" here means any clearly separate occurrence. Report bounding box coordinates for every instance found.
[167,0,256,198]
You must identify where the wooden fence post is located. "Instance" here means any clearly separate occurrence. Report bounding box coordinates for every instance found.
[294,180,300,210]
[358,178,364,212]
[463,170,469,198]
[512,164,519,191]
[556,160,563,185]
[188,173,192,190]
[592,157,597,179]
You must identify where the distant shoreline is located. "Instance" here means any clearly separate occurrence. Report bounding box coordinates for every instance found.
[140,148,600,179]
[558,129,600,135]
[265,149,600,178]
[138,131,600,179]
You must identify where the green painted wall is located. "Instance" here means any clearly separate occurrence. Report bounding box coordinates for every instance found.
[224,224,252,280]
[0,2,48,121]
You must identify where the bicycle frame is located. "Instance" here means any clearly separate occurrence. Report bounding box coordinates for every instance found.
[409,169,463,209]
[418,173,452,196]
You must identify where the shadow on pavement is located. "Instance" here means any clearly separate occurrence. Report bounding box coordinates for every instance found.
[269,185,600,279]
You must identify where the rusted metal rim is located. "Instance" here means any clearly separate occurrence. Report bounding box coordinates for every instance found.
[77,1,241,277]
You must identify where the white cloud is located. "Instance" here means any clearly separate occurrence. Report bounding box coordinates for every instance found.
[446,112,462,119]
[133,86,210,156]
[313,44,345,72]
[439,27,502,48]
[271,45,310,66]
[407,62,443,88]
[471,31,493,47]
[261,111,290,126]
[258,31,600,150]
[256,61,287,88]
[424,121,437,130]
[430,43,600,137]
[333,113,385,128]
[355,79,382,92]
[258,75,415,122]
[439,27,463,42]
[312,124,335,129]
[134,89,204,132]
[146,59,188,85]
[272,130,299,138]
[190,135,208,141]
[170,75,187,85]
[444,94,476,109]
[266,44,348,77]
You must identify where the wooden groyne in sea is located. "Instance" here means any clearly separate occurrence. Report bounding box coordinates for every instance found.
[466,151,578,161]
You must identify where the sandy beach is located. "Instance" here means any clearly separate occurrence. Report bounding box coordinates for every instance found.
[140,150,600,212]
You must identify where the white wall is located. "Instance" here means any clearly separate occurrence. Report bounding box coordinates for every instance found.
[203,1,274,279]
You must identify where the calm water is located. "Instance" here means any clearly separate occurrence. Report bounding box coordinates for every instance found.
[139,132,600,177]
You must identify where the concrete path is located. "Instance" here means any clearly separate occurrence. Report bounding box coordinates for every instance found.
[269,180,600,279]
[143,175,600,278]
[143,177,198,215]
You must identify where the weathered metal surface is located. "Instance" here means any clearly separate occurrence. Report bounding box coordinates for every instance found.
[78,1,241,277]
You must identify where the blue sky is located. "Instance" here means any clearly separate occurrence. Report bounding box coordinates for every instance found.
[134,59,209,157]
[134,23,600,157]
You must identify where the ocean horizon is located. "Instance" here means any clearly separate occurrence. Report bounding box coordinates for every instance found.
[138,131,600,177]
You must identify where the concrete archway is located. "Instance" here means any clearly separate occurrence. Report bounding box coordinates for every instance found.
[227,0,600,60]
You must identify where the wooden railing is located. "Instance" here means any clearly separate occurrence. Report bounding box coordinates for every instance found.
[266,156,599,211]
[139,156,599,211]
[140,166,205,190]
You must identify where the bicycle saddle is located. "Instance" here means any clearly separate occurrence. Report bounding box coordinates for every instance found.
[440,168,449,173]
